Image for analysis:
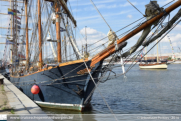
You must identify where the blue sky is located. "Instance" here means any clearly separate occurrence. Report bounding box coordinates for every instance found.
[71,0,181,55]
[0,0,181,60]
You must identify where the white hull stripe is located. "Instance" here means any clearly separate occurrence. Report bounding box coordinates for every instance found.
[35,101,84,108]
[139,64,167,69]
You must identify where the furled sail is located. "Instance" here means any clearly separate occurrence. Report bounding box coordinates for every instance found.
[122,1,162,58]
[143,8,181,47]
[107,30,118,47]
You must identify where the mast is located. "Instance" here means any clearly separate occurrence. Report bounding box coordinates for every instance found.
[25,0,29,67]
[10,0,13,64]
[167,36,176,60]
[157,39,159,63]
[145,47,147,61]
[55,3,61,63]
[90,0,181,67]
[38,0,42,68]
[85,26,87,54]
[14,0,18,71]
[12,0,15,68]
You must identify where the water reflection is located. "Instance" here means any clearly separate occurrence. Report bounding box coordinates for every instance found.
[5,64,181,121]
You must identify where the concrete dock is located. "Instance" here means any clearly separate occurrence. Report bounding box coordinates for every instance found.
[0,74,52,116]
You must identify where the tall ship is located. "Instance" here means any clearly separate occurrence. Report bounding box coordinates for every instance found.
[1,0,181,111]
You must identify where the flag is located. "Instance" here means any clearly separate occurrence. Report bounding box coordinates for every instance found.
[18,52,25,59]
[60,27,66,32]
[6,36,13,40]
[51,2,54,6]
[13,9,20,13]
[15,25,21,29]
[14,15,21,20]
[6,36,11,40]
[8,8,16,15]
[15,20,21,25]
[8,8,14,15]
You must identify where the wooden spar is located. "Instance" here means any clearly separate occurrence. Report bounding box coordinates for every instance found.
[10,0,13,64]
[0,0,24,3]
[25,0,29,66]
[38,0,42,68]
[15,0,18,70]
[58,0,76,27]
[55,3,61,63]
[0,13,26,16]
[44,0,76,27]
[90,0,181,67]
[0,27,31,30]
[0,43,27,44]
[12,0,14,66]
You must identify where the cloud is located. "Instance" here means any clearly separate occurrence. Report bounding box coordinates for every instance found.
[80,27,106,40]
[172,24,181,31]
[157,0,174,6]
[161,33,181,42]
[120,2,137,7]
[170,34,181,42]
[127,15,132,19]
[77,15,100,21]
[172,41,181,47]
[161,46,169,50]
[79,27,107,55]
[77,10,129,21]
[72,8,82,12]
[96,4,118,9]
[80,27,99,35]
[70,0,115,6]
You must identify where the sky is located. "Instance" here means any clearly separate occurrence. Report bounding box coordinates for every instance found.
[69,0,181,55]
[0,0,181,60]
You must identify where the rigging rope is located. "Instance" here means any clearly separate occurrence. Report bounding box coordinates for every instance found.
[82,59,118,121]
[15,15,179,86]
[89,0,113,31]
[127,0,145,16]
[106,19,181,80]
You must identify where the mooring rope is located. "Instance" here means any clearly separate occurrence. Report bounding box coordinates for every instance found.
[82,59,118,121]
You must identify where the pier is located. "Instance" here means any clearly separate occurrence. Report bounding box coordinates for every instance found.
[0,74,49,115]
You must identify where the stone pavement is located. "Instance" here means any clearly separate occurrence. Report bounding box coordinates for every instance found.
[0,74,53,121]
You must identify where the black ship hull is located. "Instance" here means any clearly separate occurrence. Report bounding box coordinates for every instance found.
[10,60,103,111]
[0,69,6,74]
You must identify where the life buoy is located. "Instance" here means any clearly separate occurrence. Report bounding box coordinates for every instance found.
[31,85,40,94]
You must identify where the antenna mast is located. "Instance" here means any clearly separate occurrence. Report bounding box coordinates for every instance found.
[85,26,87,54]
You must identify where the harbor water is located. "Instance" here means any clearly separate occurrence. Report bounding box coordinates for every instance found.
[41,64,181,121]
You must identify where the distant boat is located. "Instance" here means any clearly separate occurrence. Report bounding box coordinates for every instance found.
[3,0,181,112]
[139,62,167,69]
[139,39,167,69]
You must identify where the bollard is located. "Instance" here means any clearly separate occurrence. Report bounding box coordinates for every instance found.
[0,78,4,85]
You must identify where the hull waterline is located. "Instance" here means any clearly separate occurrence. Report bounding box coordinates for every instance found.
[10,60,103,111]
[139,63,167,69]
